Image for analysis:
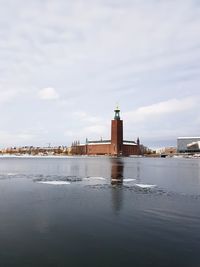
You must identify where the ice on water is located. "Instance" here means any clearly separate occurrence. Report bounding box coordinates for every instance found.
[7,173,18,176]
[123,179,136,182]
[83,177,106,181]
[37,181,71,185]
[134,183,156,189]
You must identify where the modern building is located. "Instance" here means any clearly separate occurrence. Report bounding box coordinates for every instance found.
[71,107,140,156]
[177,137,200,153]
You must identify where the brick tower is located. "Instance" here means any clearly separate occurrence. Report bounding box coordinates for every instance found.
[111,107,123,156]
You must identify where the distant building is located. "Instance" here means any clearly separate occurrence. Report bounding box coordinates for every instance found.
[71,107,141,156]
[156,147,177,155]
[2,146,68,155]
[177,137,200,153]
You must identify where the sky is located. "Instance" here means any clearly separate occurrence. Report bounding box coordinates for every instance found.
[0,0,200,148]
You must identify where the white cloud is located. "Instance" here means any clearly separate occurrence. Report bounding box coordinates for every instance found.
[17,133,35,141]
[64,130,74,137]
[38,87,59,100]
[0,1,200,147]
[0,89,21,103]
[83,125,107,135]
[64,123,108,142]
[0,131,35,147]
[123,97,197,123]
[73,111,102,123]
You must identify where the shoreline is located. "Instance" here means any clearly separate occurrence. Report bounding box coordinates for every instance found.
[0,154,199,159]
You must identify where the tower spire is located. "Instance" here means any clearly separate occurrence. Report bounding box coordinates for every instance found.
[114,105,120,120]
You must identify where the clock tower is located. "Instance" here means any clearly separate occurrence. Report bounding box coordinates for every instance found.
[111,106,123,156]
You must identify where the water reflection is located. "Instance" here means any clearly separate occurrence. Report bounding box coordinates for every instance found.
[110,158,124,214]
[136,160,140,181]
[111,158,124,185]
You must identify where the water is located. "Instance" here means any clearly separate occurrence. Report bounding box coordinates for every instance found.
[0,156,200,267]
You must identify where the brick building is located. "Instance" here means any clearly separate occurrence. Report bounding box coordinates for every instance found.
[71,107,140,156]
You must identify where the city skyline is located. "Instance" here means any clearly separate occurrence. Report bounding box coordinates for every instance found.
[0,0,200,149]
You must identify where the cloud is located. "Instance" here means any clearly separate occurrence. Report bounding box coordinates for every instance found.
[0,89,22,104]
[0,0,200,147]
[72,111,102,123]
[38,87,60,100]
[74,124,108,142]
[123,97,197,123]
[64,111,109,141]
[0,131,35,147]
[82,125,107,136]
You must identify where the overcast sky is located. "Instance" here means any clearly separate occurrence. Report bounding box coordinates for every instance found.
[0,0,200,148]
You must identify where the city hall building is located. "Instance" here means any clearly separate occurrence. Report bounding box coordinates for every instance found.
[71,107,140,156]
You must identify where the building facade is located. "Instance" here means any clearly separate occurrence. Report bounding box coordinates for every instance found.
[177,137,200,153]
[71,107,140,156]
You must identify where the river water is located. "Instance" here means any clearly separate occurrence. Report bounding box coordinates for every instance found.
[0,156,200,267]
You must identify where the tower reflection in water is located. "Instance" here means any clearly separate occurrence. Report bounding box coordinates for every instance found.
[111,158,124,185]
[110,158,124,214]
